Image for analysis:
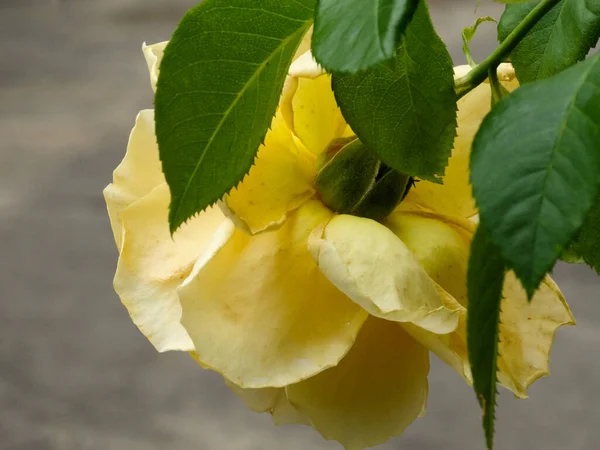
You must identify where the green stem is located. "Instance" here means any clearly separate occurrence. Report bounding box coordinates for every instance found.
[455,0,560,99]
[488,68,505,106]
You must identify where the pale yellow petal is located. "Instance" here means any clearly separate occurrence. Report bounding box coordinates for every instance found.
[497,62,518,84]
[103,110,164,250]
[402,312,471,383]
[114,184,228,352]
[405,63,518,218]
[453,64,472,79]
[280,76,299,136]
[288,50,325,79]
[294,75,346,156]
[308,214,459,334]
[387,212,574,395]
[281,52,346,156]
[340,124,355,138]
[178,200,368,388]
[385,210,475,306]
[407,273,575,396]
[294,28,314,62]
[272,390,311,426]
[221,111,316,234]
[142,41,167,93]
[224,380,280,413]
[224,380,310,426]
[287,317,429,450]
[385,210,474,381]
[497,272,575,397]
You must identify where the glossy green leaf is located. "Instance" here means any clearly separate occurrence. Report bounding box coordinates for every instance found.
[155,0,315,233]
[332,0,457,183]
[312,0,419,72]
[467,224,506,450]
[471,54,600,297]
[462,16,497,67]
[571,192,600,273]
[498,0,600,83]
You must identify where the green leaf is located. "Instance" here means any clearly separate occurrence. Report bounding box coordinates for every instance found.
[471,54,600,297]
[155,0,315,233]
[572,192,600,273]
[559,242,585,264]
[467,223,506,450]
[312,0,419,72]
[332,0,457,183]
[498,0,600,83]
[462,16,497,67]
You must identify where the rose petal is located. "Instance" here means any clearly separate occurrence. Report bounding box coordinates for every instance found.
[294,28,314,62]
[103,110,164,250]
[402,312,471,383]
[220,111,316,234]
[287,317,429,450]
[385,211,473,380]
[142,41,167,93]
[308,214,460,334]
[178,200,368,388]
[497,272,575,397]
[385,210,475,306]
[405,64,519,218]
[224,380,310,426]
[282,50,346,156]
[288,50,325,79]
[114,184,229,352]
[387,211,574,394]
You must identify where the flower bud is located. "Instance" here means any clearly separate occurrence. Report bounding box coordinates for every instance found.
[315,137,411,221]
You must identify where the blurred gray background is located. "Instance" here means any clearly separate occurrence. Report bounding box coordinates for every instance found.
[1,0,599,449]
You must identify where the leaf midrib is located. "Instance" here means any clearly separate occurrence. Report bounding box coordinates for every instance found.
[170,21,311,223]
[528,59,597,283]
[533,0,563,80]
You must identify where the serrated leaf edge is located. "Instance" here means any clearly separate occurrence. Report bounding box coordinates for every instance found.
[157,16,313,233]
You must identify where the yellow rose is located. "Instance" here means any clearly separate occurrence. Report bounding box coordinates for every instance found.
[104,38,574,450]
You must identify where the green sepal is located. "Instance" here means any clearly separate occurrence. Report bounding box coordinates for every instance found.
[315,138,380,215]
[354,168,411,221]
[315,139,410,221]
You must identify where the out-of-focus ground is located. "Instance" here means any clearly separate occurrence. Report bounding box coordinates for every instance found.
[0,0,598,449]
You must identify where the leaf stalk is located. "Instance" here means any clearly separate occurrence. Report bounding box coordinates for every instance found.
[454,0,561,98]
